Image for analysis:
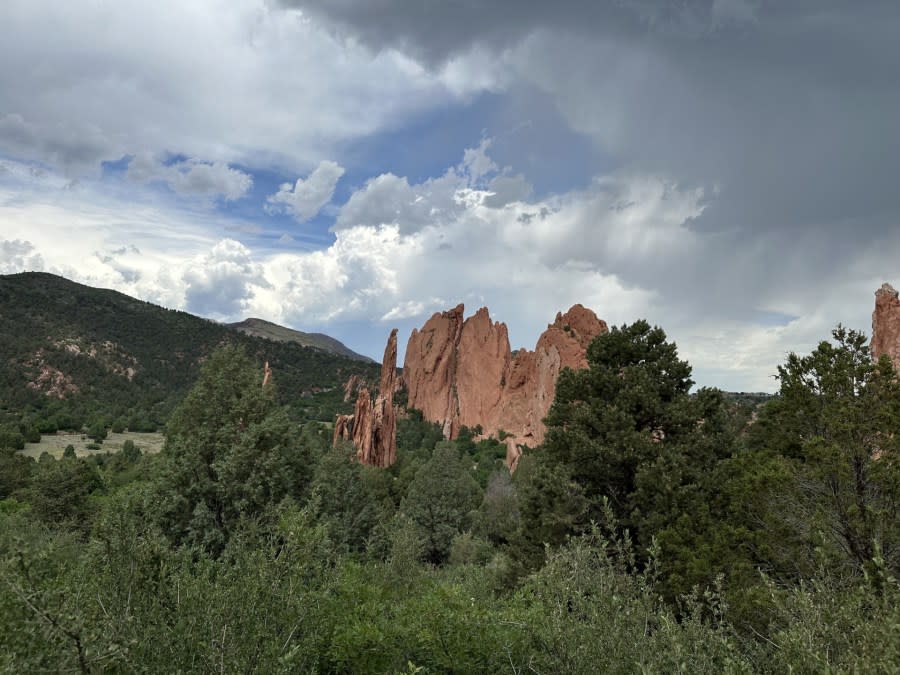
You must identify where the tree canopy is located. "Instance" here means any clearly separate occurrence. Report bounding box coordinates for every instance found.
[156,345,312,554]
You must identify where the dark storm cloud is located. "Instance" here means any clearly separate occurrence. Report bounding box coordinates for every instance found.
[287,0,767,65]
[288,0,900,228]
[0,113,113,172]
[290,0,900,324]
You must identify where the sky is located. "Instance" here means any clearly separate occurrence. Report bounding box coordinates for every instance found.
[1,0,899,392]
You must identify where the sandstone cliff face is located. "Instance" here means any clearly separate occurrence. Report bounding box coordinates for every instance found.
[489,304,607,449]
[334,329,399,467]
[872,283,900,368]
[403,304,466,437]
[403,303,607,461]
[336,304,606,469]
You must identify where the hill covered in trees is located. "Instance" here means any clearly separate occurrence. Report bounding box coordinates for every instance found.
[0,272,379,441]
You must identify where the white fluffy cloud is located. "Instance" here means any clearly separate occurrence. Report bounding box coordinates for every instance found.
[335,172,464,233]
[266,160,345,222]
[183,239,267,318]
[0,239,44,274]
[333,138,529,233]
[127,153,253,201]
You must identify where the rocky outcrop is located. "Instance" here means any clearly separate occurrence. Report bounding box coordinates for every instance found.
[872,283,900,368]
[336,329,399,467]
[403,303,607,459]
[336,304,606,469]
[403,304,467,437]
[333,413,353,445]
[342,373,366,402]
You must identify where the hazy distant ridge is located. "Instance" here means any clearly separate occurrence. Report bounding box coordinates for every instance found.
[227,317,375,363]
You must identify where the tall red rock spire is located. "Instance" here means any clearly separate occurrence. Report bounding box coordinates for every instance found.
[333,329,399,467]
[871,282,900,367]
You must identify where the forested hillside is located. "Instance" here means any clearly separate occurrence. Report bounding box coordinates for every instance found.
[0,272,379,441]
[1,321,897,672]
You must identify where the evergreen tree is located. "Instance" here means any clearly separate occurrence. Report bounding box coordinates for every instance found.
[121,439,141,462]
[28,457,102,532]
[309,443,378,554]
[541,321,729,532]
[156,346,310,554]
[510,454,589,570]
[749,326,900,575]
[0,448,34,499]
[400,442,482,564]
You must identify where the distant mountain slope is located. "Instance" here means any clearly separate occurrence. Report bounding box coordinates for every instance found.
[228,317,375,363]
[0,272,379,433]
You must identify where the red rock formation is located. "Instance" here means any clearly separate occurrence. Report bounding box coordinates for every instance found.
[505,437,523,472]
[403,303,607,461]
[336,304,607,469]
[872,283,900,367]
[403,304,466,437]
[333,413,353,445]
[456,307,512,434]
[338,329,399,467]
[342,373,366,402]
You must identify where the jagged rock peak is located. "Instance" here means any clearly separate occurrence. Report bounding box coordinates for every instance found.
[342,373,366,402]
[403,302,608,464]
[379,329,399,395]
[336,329,400,468]
[336,302,607,470]
[552,304,608,348]
[871,282,900,368]
[333,413,353,445]
[402,304,467,437]
[876,282,898,300]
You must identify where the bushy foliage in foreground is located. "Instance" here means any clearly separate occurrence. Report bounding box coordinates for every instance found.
[2,332,899,673]
[3,496,897,673]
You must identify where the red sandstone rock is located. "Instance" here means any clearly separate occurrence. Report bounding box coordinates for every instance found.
[485,304,608,447]
[403,305,466,437]
[456,307,512,433]
[342,373,366,402]
[333,413,353,446]
[337,304,606,469]
[871,283,900,368]
[505,437,523,472]
[379,329,399,400]
[403,303,607,463]
[340,329,400,467]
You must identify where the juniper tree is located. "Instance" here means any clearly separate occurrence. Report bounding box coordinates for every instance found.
[156,346,311,554]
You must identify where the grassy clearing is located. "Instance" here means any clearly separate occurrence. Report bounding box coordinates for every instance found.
[19,431,165,459]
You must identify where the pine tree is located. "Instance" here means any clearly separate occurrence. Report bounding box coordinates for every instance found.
[751,326,900,575]
[542,321,720,527]
[156,346,310,554]
[400,442,482,564]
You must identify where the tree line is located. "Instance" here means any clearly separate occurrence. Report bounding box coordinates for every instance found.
[1,322,898,672]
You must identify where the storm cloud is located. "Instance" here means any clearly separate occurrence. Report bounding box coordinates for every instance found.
[290,0,900,327]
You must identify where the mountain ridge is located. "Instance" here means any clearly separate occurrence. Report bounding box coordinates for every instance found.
[0,272,379,432]
[227,317,375,363]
